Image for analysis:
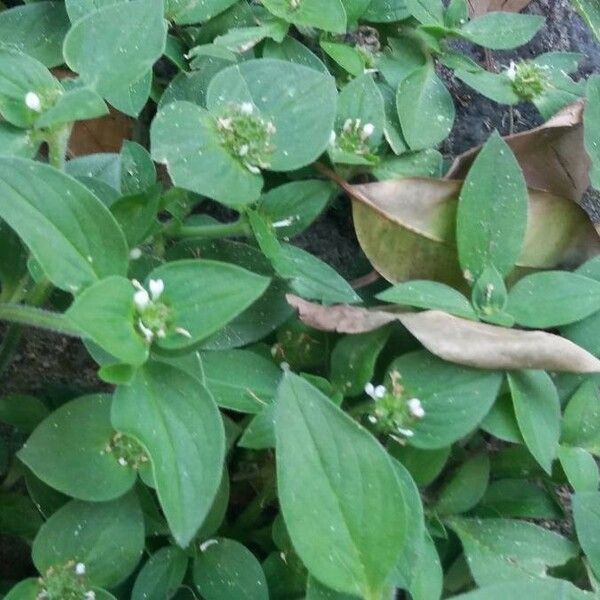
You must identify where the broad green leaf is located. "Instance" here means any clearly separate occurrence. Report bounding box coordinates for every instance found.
[480,394,523,444]
[378,37,426,90]
[399,532,443,600]
[112,362,226,547]
[258,180,333,238]
[199,349,281,413]
[377,281,476,319]
[18,394,138,502]
[207,59,338,171]
[573,492,600,579]
[0,2,70,68]
[390,444,450,486]
[445,0,468,27]
[263,36,328,73]
[120,141,156,196]
[456,132,528,279]
[106,71,152,117]
[397,64,455,151]
[459,13,545,50]
[0,394,49,433]
[571,0,600,42]
[448,517,577,586]
[509,370,560,474]
[132,546,189,600]
[32,494,145,588]
[306,577,358,599]
[65,0,128,22]
[238,403,276,450]
[378,83,409,155]
[0,493,43,540]
[405,0,444,24]
[363,0,411,21]
[454,67,520,106]
[330,328,391,397]
[480,479,561,519]
[585,76,600,190]
[64,0,167,97]
[558,446,600,493]
[193,538,269,600]
[386,351,502,449]
[261,0,346,33]
[166,0,239,24]
[3,580,41,600]
[35,87,109,130]
[507,271,600,328]
[275,373,407,598]
[67,152,121,190]
[0,122,41,159]
[0,49,62,129]
[451,579,595,600]
[151,101,263,207]
[341,0,372,23]
[67,276,149,366]
[321,41,365,77]
[110,187,160,247]
[215,21,290,54]
[147,259,270,351]
[0,158,128,293]
[435,454,490,515]
[562,380,600,456]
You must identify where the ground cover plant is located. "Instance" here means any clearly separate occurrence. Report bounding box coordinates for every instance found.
[2,0,600,598]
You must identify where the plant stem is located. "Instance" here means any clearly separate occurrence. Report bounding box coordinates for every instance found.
[167,218,252,240]
[0,303,80,337]
[47,125,72,171]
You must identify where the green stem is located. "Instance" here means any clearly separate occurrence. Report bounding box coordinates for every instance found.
[167,218,252,240]
[0,303,80,337]
[47,125,72,171]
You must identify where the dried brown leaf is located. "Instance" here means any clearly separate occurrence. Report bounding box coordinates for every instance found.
[468,0,534,17]
[287,295,600,373]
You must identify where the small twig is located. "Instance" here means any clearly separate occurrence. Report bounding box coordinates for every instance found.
[351,270,381,290]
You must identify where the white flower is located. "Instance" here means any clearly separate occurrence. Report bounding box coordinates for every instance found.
[329,130,337,146]
[245,162,261,175]
[374,385,386,398]
[396,426,414,438]
[138,319,154,343]
[343,118,353,133]
[129,247,142,260]
[361,123,375,140]
[506,61,517,81]
[266,121,277,135]
[407,397,425,419]
[175,326,192,338]
[84,592,96,600]
[133,288,150,311]
[149,278,164,301]
[200,538,219,552]
[24,91,42,112]
[272,217,295,228]
[368,415,378,424]
[118,457,128,467]
[74,562,86,576]
[365,383,386,400]
[238,144,249,157]
[240,102,254,115]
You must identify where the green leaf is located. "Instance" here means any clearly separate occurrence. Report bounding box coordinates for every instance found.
[377,280,476,319]
[147,259,270,351]
[0,158,128,293]
[3,579,41,600]
[435,454,490,515]
[199,349,281,413]
[120,141,157,196]
[263,36,328,73]
[456,132,528,279]
[571,0,600,43]
[341,0,372,23]
[166,0,239,24]
[306,577,358,599]
[65,0,128,22]
[0,2,70,68]
[151,101,263,208]
[111,187,161,247]
[132,546,189,600]
[451,579,595,600]
[480,479,562,519]
[363,0,411,22]
[386,351,502,449]
[64,0,167,97]
[0,493,43,540]
[35,87,109,130]
[258,180,333,238]
[448,517,577,586]
[390,444,450,486]
[320,41,365,77]
[112,362,226,547]
[193,538,269,600]
[67,276,150,366]
[275,373,407,598]
[106,71,152,117]
[32,494,145,588]
[0,122,41,159]
[480,394,523,444]
[573,492,600,579]
[0,49,63,129]
[206,59,338,171]
[562,380,600,456]
[585,76,600,190]
[459,13,545,50]
[454,67,520,105]
[397,64,455,150]
[330,328,391,397]
[0,394,49,433]
[18,394,138,502]
[261,0,346,33]
[507,271,600,328]
[509,370,560,475]
[558,446,600,493]
[378,37,426,90]
[405,0,444,25]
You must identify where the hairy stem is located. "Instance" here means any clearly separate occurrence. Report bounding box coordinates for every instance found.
[47,124,72,171]
[0,303,80,337]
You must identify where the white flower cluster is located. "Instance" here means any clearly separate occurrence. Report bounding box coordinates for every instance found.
[330,119,376,158]
[132,278,166,342]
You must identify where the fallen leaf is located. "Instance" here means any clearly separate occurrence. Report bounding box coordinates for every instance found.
[468,0,535,17]
[349,177,599,284]
[287,294,600,373]
[447,101,588,202]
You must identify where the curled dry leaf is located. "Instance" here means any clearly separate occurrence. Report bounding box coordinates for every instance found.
[287,294,600,373]
[468,0,535,17]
